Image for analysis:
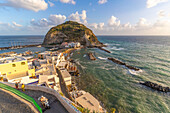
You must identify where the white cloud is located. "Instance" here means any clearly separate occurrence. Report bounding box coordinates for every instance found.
[60,0,76,5]
[48,1,55,7]
[68,11,81,22]
[146,0,169,8]
[81,10,87,20]
[98,23,104,29]
[89,23,98,29]
[68,10,87,24]
[0,0,48,12]
[108,16,120,27]
[49,14,67,25]
[31,14,66,27]
[136,18,148,26]
[157,10,165,17]
[98,0,108,4]
[12,21,22,27]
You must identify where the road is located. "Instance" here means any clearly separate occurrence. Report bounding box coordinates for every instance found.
[21,89,69,113]
[0,89,33,113]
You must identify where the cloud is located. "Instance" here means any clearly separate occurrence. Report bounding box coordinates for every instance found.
[98,23,105,29]
[48,1,55,7]
[98,0,108,4]
[48,14,67,25]
[31,14,66,27]
[0,0,48,12]
[146,0,169,8]
[31,18,49,27]
[81,10,87,20]
[157,10,165,17]
[89,22,105,30]
[68,11,81,22]
[108,16,120,27]
[12,21,22,27]
[89,23,98,29]
[60,0,76,5]
[68,10,87,24]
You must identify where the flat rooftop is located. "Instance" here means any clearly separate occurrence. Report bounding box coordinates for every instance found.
[58,61,67,67]
[0,57,26,64]
[60,69,71,78]
[75,92,100,112]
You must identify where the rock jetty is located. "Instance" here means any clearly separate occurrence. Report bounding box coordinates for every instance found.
[0,44,41,51]
[140,81,170,93]
[108,57,140,71]
[88,52,96,60]
[97,47,111,53]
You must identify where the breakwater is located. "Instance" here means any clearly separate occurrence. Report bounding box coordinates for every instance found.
[97,47,111,53]
[140,81,170,93]
[0,44,41,50]
[108,57,140,71]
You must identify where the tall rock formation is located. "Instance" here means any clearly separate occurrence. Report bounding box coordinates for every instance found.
[42,21,103,47]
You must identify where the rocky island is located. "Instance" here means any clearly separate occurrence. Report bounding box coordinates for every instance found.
[43,21,104,47]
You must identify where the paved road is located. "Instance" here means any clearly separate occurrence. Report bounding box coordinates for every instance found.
[0,89,33,113]
[21,89,69,113]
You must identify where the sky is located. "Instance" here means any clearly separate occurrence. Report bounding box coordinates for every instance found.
[0,0,170,35]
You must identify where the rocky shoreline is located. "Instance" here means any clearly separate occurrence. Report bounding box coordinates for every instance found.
[108,57,140,71]
[140,81,170,93]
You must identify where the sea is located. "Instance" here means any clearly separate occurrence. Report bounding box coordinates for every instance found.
[0,36,170,113]
[0,36,46,54]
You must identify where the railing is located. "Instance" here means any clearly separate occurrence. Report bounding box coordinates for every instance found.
[0,83,42,113]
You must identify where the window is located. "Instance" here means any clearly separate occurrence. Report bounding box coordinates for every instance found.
[21,62,25,65]
[87,100,94,106]
[12,64,16,67]
[83,97,87,100]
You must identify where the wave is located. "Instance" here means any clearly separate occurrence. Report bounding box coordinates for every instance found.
[111,46,124,51]
[128,69,143,75]
[75,60,87,69]
[104,43,120,46]
[104,43,110,46]
[98,56,107,60]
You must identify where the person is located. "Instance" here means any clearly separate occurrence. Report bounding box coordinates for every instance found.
[15,82,19,89]
[21,83,25,91]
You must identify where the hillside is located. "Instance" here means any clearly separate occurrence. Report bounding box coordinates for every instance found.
[42,21,103,47]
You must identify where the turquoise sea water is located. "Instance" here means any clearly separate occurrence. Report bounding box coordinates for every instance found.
[71,36,170,113]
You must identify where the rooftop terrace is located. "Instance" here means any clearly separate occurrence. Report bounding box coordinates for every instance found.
[0,56,26,64]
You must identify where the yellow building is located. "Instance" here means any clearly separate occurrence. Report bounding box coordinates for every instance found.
[0,57,35,80]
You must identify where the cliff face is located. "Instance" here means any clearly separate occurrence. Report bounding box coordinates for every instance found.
[42,21,103,47]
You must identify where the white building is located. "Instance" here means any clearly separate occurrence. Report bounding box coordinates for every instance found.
[60,69,71,86]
